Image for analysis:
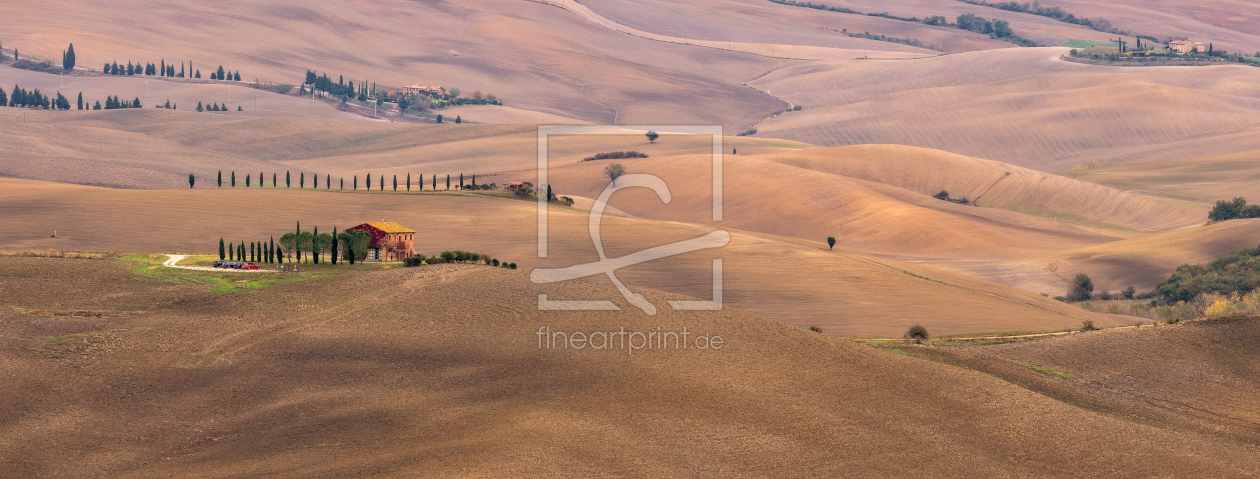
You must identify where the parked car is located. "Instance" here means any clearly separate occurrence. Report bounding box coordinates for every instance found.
[242,263,259,270]
[212,260,224,268]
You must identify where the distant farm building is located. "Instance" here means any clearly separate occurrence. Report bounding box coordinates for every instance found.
[1168,40,1205,54]
[506,181,525,192]
[402,85,446,97]
[345,222,416,261]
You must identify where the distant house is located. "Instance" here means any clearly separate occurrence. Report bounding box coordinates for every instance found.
[345,222,416,261]
[1164,40,1194,53]
[402,84,447,97]
[506,181,525,192]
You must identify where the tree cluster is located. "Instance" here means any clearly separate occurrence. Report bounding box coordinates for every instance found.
[1155,244,1260,304]
[1207,197,1260,224]
[581,151,649,162]
[103,95,141,109]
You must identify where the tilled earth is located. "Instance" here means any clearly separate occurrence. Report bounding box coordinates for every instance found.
[1,257,1258,477]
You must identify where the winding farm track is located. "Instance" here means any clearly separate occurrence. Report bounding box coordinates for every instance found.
[162,254,271,272]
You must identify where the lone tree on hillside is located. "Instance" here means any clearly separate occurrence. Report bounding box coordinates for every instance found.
[62,43,75,71]
[604,163,626,186]
[217,171,222,187]
[904,324,929,344]
[219,238,225,260]
[188,174,195,189]
[645,130,659,144]
[933,190,949,200]
[1067,273,1094,302]
[827,237,836,250]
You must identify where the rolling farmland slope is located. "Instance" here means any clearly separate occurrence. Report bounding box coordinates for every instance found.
[750,47,1260,171]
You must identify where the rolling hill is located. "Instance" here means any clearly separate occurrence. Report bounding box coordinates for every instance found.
[0,177,1121,337]
[2,257,1259,476]
[749,47,1260,171]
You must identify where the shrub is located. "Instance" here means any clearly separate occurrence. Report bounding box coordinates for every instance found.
[492,259,500,266]
[509,263,517,269]
[933,190,949,200]
[440,251,455,262]
[904,324,929,344]
[809,326,823,333]
[425,257,444,264]
[581,151,649,162]
[1079,302,1093,310]
[1080,320,1098,331]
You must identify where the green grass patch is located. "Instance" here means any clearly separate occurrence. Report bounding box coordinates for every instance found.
[119,254,319,292]
[1063,39,1113,48]
[1023,363,1077,378]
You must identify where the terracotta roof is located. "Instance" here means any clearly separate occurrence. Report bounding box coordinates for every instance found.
[365,222,415,233]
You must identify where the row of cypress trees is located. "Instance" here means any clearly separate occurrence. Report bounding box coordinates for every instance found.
[219,236,283,264]
[201,171,481,191]
[1,85,140,111]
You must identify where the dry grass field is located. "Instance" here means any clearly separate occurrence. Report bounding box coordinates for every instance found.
[3,257,1259,476]
[750,47,1260,171]
[892,316,1260,446]
[1064,148,1260,205]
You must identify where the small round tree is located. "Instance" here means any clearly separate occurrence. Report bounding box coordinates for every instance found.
[645,130,659,144]
[904,324,929,344]
[1068,273,1094,302]
[827,237,836,250]
[604,163,626,186]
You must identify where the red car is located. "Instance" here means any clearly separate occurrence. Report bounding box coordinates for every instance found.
[241,263,259,270]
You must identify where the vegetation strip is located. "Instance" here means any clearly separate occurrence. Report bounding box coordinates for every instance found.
[767,0,1037,47]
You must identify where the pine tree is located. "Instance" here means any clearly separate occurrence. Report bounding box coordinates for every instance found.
[76,92,82,110]
[0,86,6,108]
[195,69,200,79]
[219,238,225,260]
[217,65,225,81]
[196,101,203,112]
[218,171,222,187]
[234,71,240,81]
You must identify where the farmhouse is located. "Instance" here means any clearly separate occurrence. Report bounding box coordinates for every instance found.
[345,221,416,261]
[402,84,447,97]
[1168,40,1206,54]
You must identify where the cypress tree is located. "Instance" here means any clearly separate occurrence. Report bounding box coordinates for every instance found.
[217,171,222,187]
[239,243,244,262]
[260,172,264,187]
[340,178,344,190]
[300,172,305,188]
[273,173,277,187]
[407,173,411,191]
[380,174,384,191]
[433,174,437,190]
[219,238,225,260]
[296,221,301,264]
[393,175,398,191]
[460,173,464,189]
[250,242,255,262]
[64,43,75,70]
[270,236,276,263]
[286,171,291,187]
[326,174,330,189]
[160,59,165,77]
[229,242,234,261]
[547,184,553,202]
[472,174,476,187]
[0,86,6,107]
[446,174,450,190]
[179,62,184,78]
[354,175,358,190]
[76,92,82,110]
[418,174,423,191]
[313,226,320,264]
[188,173,195,189]
[331,226,338,265]
[245,174,250,187]
[231,171,236,187]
